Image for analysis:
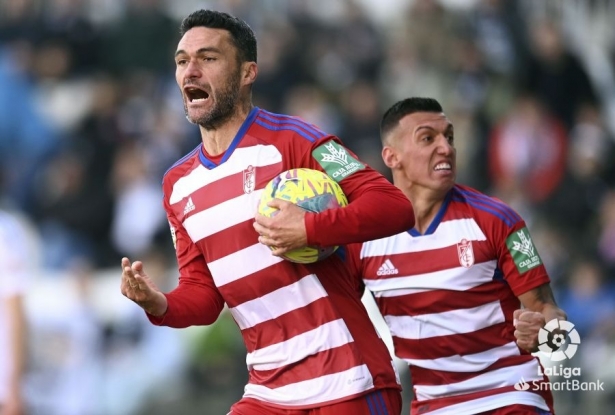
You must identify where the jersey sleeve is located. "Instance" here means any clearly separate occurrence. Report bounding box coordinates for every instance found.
[147,185,225,328]
[300,136,415,246]
[344,243,367,295]
[492,212,551,297]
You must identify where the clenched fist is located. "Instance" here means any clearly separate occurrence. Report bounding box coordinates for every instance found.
[513,309,546,353]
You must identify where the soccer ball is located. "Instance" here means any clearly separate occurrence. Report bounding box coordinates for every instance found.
[258,168,348,264]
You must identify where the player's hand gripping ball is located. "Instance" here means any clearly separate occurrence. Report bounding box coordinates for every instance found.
[258,168,348,264]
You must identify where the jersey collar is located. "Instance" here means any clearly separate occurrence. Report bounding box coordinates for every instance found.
[198,107,260,169]
[408,188,454,237]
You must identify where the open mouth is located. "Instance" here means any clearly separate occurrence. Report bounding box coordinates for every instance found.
[434,162,452,171]
[184,86,210,103]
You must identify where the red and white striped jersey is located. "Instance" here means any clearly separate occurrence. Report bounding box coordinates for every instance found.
[154,108,412,409]
[348,184,555,415]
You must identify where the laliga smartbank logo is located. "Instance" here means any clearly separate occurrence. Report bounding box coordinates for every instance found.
[514,319,605,392]
[537,319,580,361]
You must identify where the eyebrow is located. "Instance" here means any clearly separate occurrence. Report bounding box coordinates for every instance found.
[174,47,222,58]
[415,123,454,134]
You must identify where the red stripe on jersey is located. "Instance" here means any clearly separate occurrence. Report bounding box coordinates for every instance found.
[393,322,511,360]
[248,342,362,388]
[240,297,339,353]
[175,163,280,213]
[409,355,535,386]
[411,383,553,414]
[378,281,507,317]
[372,241,491,277]
[202,220,261,262]
[218,262,301,307]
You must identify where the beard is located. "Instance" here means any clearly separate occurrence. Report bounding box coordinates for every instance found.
[184,69,242,130]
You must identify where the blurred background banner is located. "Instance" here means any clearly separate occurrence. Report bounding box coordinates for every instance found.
[1,0,614,414]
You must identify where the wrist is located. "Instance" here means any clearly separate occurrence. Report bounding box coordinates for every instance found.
[144,292,168,317]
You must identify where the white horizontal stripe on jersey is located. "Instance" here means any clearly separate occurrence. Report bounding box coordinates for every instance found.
[230,274,328,330]
[209,243,284,287]
[414,360,543,401]
[247,319,354,371]
[384,300,505,340]
[169,145,282,204]
[366,260,497,295]
[360,218,486,257]
[243,364,374,406]
[183,189,264,242]
[421,391,549,415]
[403,342,520,372]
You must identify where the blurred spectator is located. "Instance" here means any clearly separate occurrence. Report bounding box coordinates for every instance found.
[32,39,95,134]
[0,209,35,415]
[110,141,166,259]
[318,0,384,89]
[337,80,386,174]
[101,0,177,76]
[522,18,597,129]
[558,258,615,339]
[30,146,113,269]
[598,190,615,271]
[251,21,303,112]
[487,93,568,207]
[25,260,105,415]
[0,0,42,43]
[542,103,614,250]
[281,83,341,135]
[470,0,530,78]
[38,0,102,76]
[0,40,59,210]
[379,0,454,103]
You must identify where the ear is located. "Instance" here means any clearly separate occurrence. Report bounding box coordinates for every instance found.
[242,61,258,87]
[382,145,400,170]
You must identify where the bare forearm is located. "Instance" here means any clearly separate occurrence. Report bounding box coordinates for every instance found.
[539,302,567,323]
[519,283,567,322]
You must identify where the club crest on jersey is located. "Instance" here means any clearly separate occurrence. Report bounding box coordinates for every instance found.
[457,238,474,268]
[243,165,256,194]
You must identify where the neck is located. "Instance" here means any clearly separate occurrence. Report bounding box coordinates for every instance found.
[397,182,450,234]
[412,195,445,234]
[200,101,253,156]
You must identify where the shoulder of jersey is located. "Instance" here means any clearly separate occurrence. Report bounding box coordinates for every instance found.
[162,144,201,185]
[450,184,522,228]
[253,109,332,145]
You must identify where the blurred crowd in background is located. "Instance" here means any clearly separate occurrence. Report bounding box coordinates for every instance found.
[1,0,615,414]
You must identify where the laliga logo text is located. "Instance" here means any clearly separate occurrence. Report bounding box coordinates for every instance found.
[513,319,605,392]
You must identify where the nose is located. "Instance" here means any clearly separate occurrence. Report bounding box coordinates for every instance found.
[436,134,454,154]
[184,59,202,80]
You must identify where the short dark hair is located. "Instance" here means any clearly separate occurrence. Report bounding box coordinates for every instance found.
[380,97,444,142]
[179,9,257,63]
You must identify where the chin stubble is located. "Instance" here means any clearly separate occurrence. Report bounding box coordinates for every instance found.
[184,73,242,130]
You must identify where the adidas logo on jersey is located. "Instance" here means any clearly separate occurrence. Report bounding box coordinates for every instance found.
[183,197,196,215]
[377,259,399,276]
